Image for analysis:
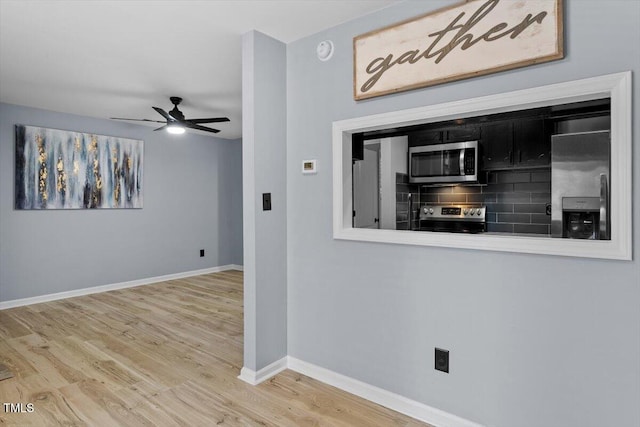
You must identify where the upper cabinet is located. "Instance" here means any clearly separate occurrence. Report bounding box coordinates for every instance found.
[443,125,480,143]
[481,121,513,170]
[408,129,441,146]
[514,118,550,168]
[408,124,481,146]
[481,118,550,170]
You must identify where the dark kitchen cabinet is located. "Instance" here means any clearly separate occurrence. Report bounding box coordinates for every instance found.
[408,129,442,147]
[409,125,480,147]
[514,118,550,167]
[481,121,513,170]
[481,118,550,170]
[443,125,480,142]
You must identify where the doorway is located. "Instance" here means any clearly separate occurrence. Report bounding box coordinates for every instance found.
[353,143,379,229]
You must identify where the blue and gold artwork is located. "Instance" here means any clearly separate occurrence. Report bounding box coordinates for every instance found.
[15,125,143,209]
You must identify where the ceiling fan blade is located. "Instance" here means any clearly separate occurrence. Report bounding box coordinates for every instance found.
[111,117,166,123]
[154,125,167,132]
[152,107,172,121]
[186,117,230,124]
[184,122,220,133]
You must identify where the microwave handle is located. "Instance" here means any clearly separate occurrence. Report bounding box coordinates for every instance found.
[459,149,465,176]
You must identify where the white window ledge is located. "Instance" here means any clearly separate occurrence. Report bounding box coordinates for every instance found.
[333,72,632,260]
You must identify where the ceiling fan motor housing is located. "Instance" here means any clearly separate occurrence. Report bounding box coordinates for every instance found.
[169,97,185,121]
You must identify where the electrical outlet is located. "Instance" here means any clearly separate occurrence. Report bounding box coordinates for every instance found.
[435,348,449,373]
[200,249,205,257]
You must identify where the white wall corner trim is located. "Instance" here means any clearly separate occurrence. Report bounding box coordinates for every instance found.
[239,356,484,427]
[238,357,288,386]
[333,71,633,260]
[0,265,243,310]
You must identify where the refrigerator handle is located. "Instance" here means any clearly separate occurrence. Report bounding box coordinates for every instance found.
[407,193,413,231]
[599,173,608,240]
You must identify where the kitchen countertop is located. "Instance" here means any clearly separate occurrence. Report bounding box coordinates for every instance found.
[483,232,552,238]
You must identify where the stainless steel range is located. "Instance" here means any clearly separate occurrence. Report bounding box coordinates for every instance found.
[418,204,486,233]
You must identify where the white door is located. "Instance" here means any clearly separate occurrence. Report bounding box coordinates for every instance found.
[353,146,379,228]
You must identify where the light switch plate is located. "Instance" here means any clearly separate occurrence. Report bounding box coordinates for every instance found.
[262,193,271,211]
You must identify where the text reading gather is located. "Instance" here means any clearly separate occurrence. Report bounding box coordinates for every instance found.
[361,0,549,93]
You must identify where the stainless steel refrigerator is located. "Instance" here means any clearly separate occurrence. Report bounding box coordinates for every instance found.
[551,130,610,239]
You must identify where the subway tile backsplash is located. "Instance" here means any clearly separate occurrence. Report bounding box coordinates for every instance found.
[397,169,551,235]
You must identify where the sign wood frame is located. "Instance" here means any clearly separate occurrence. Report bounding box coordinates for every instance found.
[353,0,564,100]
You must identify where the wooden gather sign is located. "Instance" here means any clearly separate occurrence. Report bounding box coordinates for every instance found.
[353,0,564,100]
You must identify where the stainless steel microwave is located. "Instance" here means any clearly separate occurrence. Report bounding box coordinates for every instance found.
[409,140,479,184]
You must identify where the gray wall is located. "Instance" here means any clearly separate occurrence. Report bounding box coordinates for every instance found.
[285,1,639,426]
[0,102,243,302]
[242,31,288,371]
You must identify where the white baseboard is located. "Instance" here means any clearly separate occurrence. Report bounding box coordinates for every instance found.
[238,356,484,427]
[0,264,243,310]
[238,357,288,385]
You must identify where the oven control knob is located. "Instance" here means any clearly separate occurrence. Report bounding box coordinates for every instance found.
[429,208,434,215]
[463,208,469,215]
[470,208,476,215]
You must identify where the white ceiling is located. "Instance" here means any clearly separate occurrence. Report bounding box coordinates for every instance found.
[0,0,400,139]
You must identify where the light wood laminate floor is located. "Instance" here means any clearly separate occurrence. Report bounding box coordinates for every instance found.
[0,271,429,426]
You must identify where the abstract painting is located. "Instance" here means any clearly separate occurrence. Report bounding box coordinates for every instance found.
[15,125,143,209]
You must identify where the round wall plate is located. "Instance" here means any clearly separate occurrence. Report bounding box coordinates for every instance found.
[316,40,334,61]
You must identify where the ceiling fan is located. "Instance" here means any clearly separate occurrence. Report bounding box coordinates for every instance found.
[111,97,229,134]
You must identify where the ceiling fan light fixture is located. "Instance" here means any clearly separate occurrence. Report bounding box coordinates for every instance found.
[166,124,185,135]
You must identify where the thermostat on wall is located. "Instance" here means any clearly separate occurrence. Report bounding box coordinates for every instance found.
[302,159,317,174]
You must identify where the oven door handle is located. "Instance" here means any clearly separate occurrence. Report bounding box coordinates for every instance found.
[459,148,465,176]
